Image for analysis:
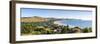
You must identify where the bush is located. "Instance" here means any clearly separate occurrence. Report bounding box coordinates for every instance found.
[61,25,69,33]
[32,31,41,35]
[82,27,92,33]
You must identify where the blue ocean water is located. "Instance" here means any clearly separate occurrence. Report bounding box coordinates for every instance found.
[55,19,92,28]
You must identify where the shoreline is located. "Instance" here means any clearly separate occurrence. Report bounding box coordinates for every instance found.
[53,21,65,26]
[54,21,75,27]
[53,20,91,29]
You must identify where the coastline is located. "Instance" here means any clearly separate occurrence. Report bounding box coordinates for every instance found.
[54,21,75,27]
[53,20,91,28]
[53,21,65,26]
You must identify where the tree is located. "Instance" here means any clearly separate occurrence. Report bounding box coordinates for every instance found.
[82,27,92,33]
[61,25,69,33]
[21,24,32,34]
[88,27,92,32]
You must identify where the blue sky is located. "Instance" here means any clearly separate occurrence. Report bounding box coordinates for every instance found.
[21,8,92,20]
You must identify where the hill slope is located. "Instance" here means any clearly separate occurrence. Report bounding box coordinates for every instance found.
[21,16,48,22]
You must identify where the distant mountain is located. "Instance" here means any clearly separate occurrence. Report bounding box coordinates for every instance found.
[21,16,48,22]
[21,16,89,23]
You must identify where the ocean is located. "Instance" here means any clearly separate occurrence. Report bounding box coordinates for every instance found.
[54,19,92,28]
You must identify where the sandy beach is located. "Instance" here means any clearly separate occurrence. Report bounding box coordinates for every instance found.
[54,21,66,26]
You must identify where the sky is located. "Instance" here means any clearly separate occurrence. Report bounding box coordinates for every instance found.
[21,8,92,20]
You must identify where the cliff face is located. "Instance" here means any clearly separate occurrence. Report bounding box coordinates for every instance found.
[21,16,48,22]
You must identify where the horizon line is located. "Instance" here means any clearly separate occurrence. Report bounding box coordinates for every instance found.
[21,16,92,21]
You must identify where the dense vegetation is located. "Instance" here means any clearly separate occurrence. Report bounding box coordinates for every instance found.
[21,21,92,35]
